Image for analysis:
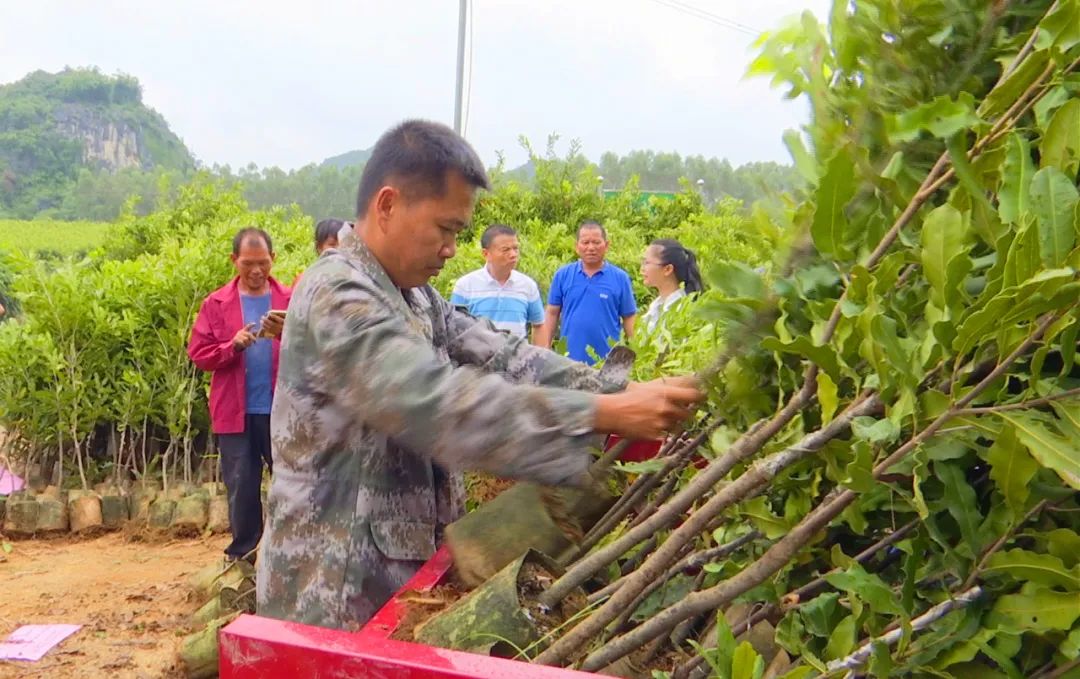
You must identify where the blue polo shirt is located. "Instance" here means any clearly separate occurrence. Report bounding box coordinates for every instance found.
[549,261,637,364]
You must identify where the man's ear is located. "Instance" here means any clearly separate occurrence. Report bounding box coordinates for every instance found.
[230,253,239,265]
[374,186,399,231]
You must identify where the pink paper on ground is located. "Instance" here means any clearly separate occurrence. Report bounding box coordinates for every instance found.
[0,625,82,662]
[0,465,23,495]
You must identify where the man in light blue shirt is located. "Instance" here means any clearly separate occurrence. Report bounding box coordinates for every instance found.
[451,224,545,341]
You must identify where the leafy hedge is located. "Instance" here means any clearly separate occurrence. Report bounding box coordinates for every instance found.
[0,155,771,490]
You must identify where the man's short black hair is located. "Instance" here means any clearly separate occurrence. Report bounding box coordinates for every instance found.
[232,227,273,255]
[355,119,491,216]
[480,224,517,249]
[577,220,607,241]
[315,219,348,250]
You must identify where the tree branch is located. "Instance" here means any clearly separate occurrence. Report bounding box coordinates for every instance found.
[540,379,814,610]
[671,519,919,679]
[961,499,1051,590]
[535,392,880,666]
[825,586,984,674]
[954,387,1080,417]
[577,313,1060,671]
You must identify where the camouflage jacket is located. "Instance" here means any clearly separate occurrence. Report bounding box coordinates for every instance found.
[256,229,626,630]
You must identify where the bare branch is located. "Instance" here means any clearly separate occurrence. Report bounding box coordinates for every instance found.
[826,586,984,674]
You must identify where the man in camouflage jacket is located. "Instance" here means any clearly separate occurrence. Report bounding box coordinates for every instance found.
[257,120,701,630]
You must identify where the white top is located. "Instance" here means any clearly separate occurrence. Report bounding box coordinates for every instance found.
[643,288,687,331]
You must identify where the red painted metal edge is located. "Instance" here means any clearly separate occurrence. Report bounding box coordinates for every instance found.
[606,434,665,462]
[220,546,593,678]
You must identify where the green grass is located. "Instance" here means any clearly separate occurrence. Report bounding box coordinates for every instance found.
[0,220,114,255]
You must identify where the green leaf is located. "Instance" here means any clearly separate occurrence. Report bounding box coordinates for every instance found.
[989,583,1080,632]
[912,447,931,519]
[761,336,842,383]
[921,204,970,308]
[889,93,981,144]
[868,640,894,678]
[998,133,1034,225]
[775,611,807,657]
[844,440,876,493]
[1035,86,1073,131]
[713,611,738,678]
[1060,322,1079,374]
[980,426,1037,516]
[1050,401,1080,439]
[871,314,916,389]
[706,261,768,301]
[825,615,857,662]
[1029,167,1079,268]
[817,371,838,424]
[731,641,765,679]
[1038,0,1080,52]
[800,592,842,638]
[826,564,905,617]
[983,549,1080,590]
[739,496,789,540]
[1043,528,1080,568]
[783,129,818,185]
[924,438,969,462]
[882,151,905,180]
[948,133,993,213]
[851,417,901,445]
[1040,99,1080,179]
[1003,222,1040,289]
[1062,626,1080,660]
[998,412,1080,489]
[980,50,1051,119]
[613,458,670,475]
[937,461,985,555]
[811,151,856,258]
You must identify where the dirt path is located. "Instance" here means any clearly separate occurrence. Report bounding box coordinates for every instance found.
[0,533,230,678]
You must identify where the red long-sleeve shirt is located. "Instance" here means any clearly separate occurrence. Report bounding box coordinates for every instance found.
[188,276,292,434]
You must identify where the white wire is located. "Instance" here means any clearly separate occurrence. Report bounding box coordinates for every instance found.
[647,0,760,36]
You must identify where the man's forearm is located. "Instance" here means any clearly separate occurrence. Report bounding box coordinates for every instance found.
[534,320,554,348]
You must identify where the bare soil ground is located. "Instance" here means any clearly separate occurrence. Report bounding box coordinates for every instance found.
[0,532,229,679]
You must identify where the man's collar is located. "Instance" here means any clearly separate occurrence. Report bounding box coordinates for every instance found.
[576,260,606,275]
[484,264,513,285]
[339,226,402,299]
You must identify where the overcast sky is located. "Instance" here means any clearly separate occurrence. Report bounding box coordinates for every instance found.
[0,0,831,171]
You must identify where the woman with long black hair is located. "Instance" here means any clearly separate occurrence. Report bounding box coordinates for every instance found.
[639,238,703,331]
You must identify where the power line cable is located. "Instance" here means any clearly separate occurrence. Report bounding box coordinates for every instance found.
[647,0,759,37]
[669,0,760,34]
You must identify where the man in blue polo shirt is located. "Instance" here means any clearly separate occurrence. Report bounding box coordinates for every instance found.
[451,224,545,341]
[535,221,637,364]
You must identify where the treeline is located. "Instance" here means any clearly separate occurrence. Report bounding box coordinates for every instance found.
[47,163,362,222]
[597,150,801,205]
[13,146,798,223]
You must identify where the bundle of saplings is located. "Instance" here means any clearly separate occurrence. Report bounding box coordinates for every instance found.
[398,2,1080,677]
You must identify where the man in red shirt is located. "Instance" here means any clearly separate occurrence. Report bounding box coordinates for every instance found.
[188,227,292,562]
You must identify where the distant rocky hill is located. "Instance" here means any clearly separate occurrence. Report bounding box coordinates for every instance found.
[0,68,193,217]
